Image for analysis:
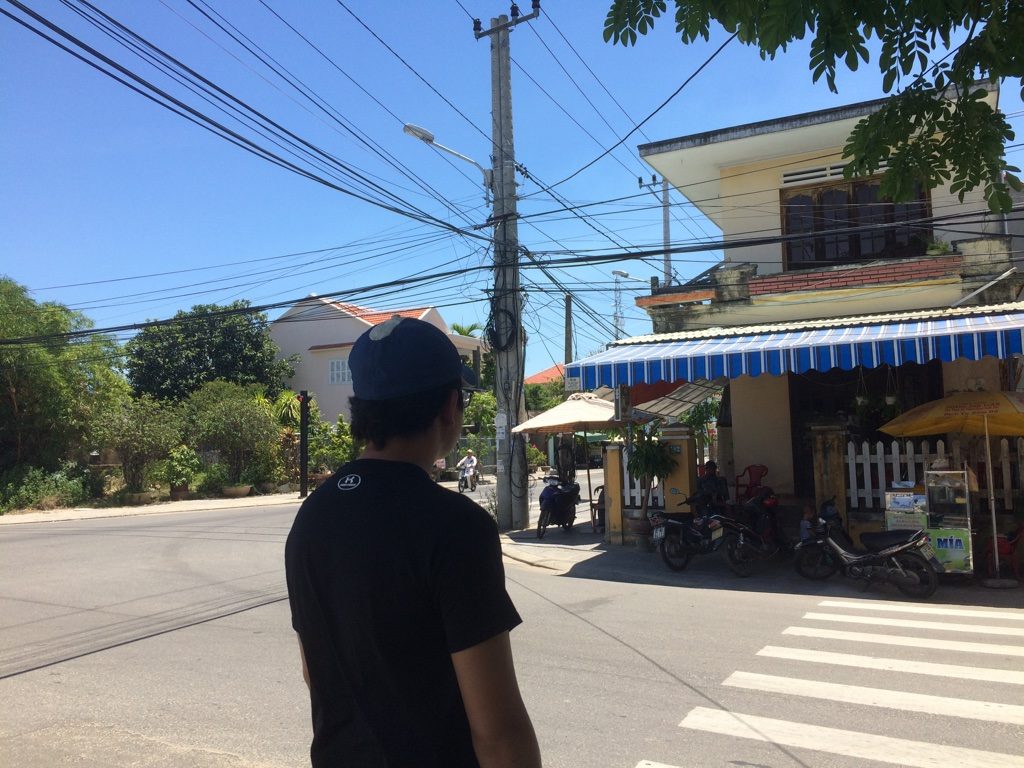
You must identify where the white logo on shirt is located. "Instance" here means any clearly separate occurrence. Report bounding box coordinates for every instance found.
[337,474,361,491]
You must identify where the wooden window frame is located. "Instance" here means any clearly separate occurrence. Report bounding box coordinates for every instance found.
[779,176,932,271]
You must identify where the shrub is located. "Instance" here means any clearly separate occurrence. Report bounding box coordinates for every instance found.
[197,462,230,494]
[0,462,90,513]
[309,415,356,473]
[91,395,181,492]
[525,443,545,468]
[161,445,202,488]
[186,381,279,485]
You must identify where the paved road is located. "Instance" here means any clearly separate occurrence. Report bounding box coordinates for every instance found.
[1,497,1021,767]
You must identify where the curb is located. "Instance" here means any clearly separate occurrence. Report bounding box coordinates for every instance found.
[0,493,302,525]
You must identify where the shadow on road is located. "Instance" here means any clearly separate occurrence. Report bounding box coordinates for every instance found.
[508,520,1023,609]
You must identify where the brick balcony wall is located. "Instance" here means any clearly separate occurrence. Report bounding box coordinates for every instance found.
[748,254,962,296]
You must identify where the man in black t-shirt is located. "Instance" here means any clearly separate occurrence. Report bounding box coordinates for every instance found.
[285,317,540,768]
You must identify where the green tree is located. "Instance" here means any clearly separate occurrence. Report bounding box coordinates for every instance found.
[0,278,128,472]
[125,301,294,401]
[464,390,498,437]
[91,395,181,492]
[184,381,279,485]
[525,378,566,412]
[682,396,720,441]
[451,321,495,391]
[626,426,679,520]
[604,0,1022,211]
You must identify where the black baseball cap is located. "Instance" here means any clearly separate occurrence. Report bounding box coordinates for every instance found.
[349,317,477,401]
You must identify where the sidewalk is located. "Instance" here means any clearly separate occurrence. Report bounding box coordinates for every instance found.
[0,491,302,525]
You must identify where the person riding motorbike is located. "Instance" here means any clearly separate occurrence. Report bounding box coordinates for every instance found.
[456,449,478,489]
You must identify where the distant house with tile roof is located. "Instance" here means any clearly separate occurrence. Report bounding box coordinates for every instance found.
[269,295,484,422]
[524,363,564,385]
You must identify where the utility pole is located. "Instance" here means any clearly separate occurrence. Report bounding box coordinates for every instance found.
[639,175,672,286]
[563,293,572,364]
[474,2,538,530]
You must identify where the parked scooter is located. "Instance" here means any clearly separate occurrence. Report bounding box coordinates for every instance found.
[720,487,794,577]
[457,464,477,493]
[537,477,580,539]
[650,492,729,571]
[794,497,942,599]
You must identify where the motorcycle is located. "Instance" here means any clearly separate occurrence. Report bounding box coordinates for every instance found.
[457,463,477,493]
[650,492,729,571]
[794,497,942,599]
[719,487,794,577]
[537,479,580,539]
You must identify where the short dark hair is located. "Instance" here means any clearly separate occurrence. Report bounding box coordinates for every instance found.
[350,379,462,449]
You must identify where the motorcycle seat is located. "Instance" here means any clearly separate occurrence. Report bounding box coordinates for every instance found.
[859,529,920,552]
[660,510,695,520]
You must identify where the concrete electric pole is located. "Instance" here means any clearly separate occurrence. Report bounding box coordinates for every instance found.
[474,3,538,530]
[639,175,672,286]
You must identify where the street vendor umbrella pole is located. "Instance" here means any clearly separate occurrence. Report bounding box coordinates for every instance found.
[880,390,1024,588]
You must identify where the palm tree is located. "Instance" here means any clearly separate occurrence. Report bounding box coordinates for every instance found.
[451,322,483,337]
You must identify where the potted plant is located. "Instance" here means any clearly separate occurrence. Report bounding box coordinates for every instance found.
[625,428,679,538]
[164,445,201,501]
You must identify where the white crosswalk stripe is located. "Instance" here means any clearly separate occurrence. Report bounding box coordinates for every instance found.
[782,625,1024,656]
[803,610,1024,636]
[757,644,1024,684]
[666,597,1024,767]
[724,670,1024,724]
[678,707,1024,768]
[817,599,1024,621]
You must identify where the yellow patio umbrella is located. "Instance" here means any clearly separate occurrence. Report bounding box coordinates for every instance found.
[880,390,1024,581]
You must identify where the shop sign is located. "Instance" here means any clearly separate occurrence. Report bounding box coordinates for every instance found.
[926,527,973,573]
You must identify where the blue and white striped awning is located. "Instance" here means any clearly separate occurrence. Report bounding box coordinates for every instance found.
[565,303,1024,390]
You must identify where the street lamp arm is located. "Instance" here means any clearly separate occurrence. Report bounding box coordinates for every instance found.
[403,123,492,191]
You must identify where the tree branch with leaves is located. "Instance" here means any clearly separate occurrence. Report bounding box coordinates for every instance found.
[604,0,1022,211]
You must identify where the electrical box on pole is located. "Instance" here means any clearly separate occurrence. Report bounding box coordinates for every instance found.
[474,2,539,531]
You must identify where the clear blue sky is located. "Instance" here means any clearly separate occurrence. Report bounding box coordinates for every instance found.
[3,1,1022,377]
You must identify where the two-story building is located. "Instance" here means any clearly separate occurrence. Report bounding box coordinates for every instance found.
[270,295,484,423]
[568,87,1024,517]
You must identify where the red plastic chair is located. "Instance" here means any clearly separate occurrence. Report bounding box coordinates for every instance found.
[986,532,1022,580]
[735,464,769,502]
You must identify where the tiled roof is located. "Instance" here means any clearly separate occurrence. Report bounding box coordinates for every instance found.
[525,363,564,384]
[325,300,429,325]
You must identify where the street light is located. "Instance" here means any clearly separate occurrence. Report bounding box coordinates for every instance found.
[611,270,652,340]
[402,123,492,199]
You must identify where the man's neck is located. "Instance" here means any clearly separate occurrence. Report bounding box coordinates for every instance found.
[360,433,441,474]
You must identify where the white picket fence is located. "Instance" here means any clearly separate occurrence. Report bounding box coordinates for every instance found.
[846,438,1024,510]
[620,449,666,511]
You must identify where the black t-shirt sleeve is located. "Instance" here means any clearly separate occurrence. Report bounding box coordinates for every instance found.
[434,504,522,654]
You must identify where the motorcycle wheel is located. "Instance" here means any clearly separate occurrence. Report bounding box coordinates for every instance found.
[458,477,466,493]
[536,509,549,540]
[722,533,755,577]
[794,545,839,580]
[659,532,693,571]
[893,551,938,599]
[469,476,476,491]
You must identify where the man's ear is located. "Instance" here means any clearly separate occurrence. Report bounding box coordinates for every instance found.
[440,388,461,426]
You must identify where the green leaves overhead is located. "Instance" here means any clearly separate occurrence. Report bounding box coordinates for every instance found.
[604,0,1023,213]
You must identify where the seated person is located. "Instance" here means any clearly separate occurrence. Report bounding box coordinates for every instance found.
[696,460,730,517]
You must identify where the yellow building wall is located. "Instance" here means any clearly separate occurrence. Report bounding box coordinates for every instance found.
[730,374,795,496]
